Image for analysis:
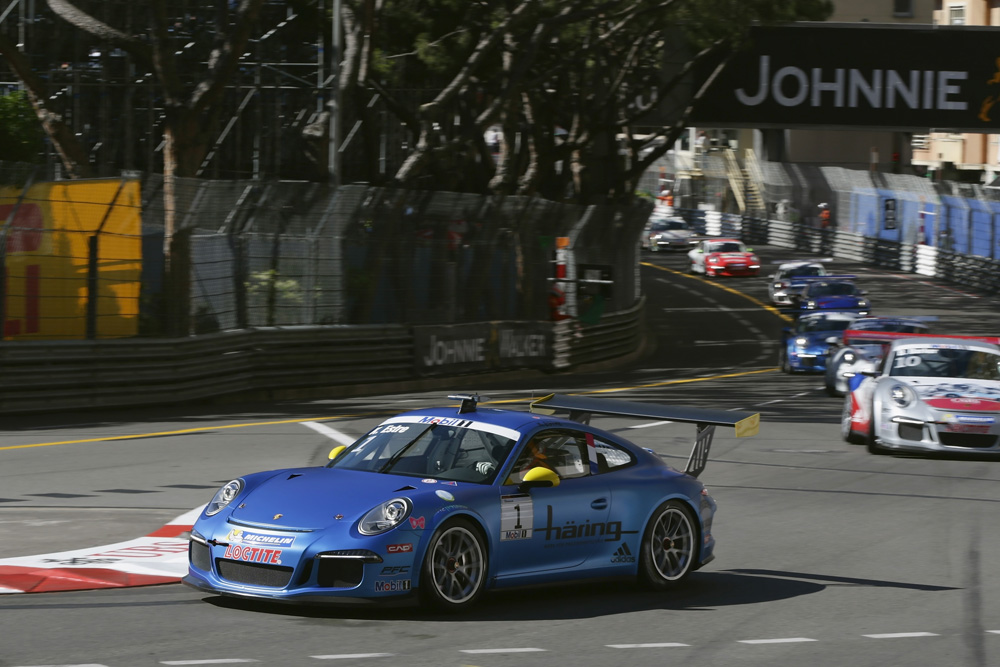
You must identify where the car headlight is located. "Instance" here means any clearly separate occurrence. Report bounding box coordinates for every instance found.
[707,257,721,264]
[858,299,869,308]
[359,497,412,535]
[843,351,856,363]
[805,301,817,309]
[773,282,784,289]
[206,479,244,517]
[795,337,809,347]
[889,384,916,407]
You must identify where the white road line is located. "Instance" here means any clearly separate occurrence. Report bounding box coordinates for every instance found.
[161,661,259,665]
[302,421,357,445]
[863,633,939,639]
[738,638,818,644]
[13,664,110,667]
[988,630,1000,634]
[459,648,547,654]
[607,643,691,648]
[756,399,784,406]
[310,654,394,660]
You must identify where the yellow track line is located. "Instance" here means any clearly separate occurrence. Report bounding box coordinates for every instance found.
[5,365,777,452]
[0,415,370,452]
[642,261,793,323]
[5,265,785,452]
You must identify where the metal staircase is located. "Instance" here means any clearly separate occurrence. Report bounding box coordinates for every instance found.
[723,148,767,217]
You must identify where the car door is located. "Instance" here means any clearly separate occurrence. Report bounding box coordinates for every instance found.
[493,429,611,577]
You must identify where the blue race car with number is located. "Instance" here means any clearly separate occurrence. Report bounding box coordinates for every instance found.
[788,278,870,315]
[779,311,864,373]
[183,394,759,610]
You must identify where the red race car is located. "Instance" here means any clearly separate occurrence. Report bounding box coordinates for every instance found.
[688,238,761,277]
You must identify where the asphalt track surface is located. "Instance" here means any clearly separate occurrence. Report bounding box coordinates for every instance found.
[3,246,1000,666]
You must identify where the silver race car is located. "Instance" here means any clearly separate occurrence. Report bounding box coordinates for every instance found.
[767,260,828,305]
[842,335,1000,455]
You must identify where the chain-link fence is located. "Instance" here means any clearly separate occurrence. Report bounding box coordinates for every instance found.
[2,165,651,340]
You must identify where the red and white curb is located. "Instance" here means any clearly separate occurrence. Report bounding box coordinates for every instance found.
[0,506,203,594]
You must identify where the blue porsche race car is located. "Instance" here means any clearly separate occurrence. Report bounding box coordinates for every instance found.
[183,394,759,610]
[779,311,864,373]
[788,277,870,315]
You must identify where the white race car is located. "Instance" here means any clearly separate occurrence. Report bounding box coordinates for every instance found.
[767,260,829,305]
[842,335,1000,455]
[642,217,696,252]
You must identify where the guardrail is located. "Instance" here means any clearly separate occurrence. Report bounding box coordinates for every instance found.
[0,303,646,414]
[739,216,1000,295]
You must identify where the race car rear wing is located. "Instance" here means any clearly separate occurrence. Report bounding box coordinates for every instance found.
[843,330,1000,346]
[529,394,759,478]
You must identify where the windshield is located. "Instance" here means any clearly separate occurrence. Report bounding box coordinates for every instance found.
[807,282,858,297]
[798,315,858,333]
[785,265,825,278]
[709,242,744,253]
[327,420,517,484]
[888,347,1000,379]
[853,320,927,334]
[665,220,689,230]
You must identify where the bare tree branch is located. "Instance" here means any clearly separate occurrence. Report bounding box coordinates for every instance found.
[46,0,153,66]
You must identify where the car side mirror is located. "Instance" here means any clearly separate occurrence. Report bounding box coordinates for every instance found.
[861,369,879,377]
[518,466,560,491]
[328,445,347,461]
[825,336,839,344]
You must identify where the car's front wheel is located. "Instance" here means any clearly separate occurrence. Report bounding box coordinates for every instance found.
[841,394,864,444]
[639,500,698,589]
[420,518,487,611]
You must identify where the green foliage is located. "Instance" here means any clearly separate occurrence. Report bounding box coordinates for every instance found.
[246,270,303,304]
[0,91,44,163]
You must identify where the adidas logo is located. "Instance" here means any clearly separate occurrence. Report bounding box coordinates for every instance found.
[611,542,636,563]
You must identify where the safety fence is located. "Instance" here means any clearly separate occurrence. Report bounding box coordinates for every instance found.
[0,170,652,413]
[1,165,651,340]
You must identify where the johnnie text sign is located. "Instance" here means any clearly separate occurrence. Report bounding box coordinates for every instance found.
[693,24,1000,133]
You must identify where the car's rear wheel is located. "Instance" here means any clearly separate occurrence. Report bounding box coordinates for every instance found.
[639,500,697,589]
[420,518,487,611]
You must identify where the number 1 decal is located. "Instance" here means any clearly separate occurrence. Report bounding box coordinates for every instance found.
[500,495,533,541]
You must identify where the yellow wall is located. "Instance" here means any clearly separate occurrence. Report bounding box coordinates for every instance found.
[1,179,142,340]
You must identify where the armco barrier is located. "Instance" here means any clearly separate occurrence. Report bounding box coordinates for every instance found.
[0,326,413,414]
[0,305,645,414]
[553,297,645,369]
[761,219,1000,295]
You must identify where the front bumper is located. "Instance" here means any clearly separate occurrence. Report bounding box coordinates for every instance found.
[788,349,830,372]
[876,411,1000,454]
[184,522,423,603]
[708,263,760,277]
